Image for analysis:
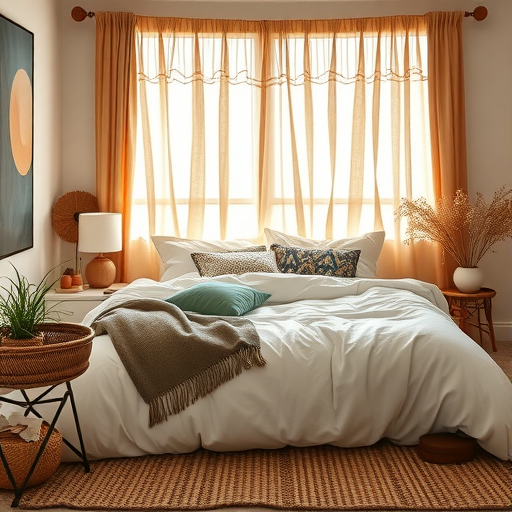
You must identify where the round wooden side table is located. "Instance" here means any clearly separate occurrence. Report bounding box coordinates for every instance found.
[441,287,497,352]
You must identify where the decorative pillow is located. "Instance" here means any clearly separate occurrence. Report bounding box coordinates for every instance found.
[191,251,279,277]
[270,244,360,277]
[151,235,265,281]
[165,282,271,316]
[264,229,385,278]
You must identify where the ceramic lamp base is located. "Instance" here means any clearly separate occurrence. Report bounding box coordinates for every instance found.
[85,254,116,289]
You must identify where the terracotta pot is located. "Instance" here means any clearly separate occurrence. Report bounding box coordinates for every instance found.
[60,274,72,289]
[71,274,83,287]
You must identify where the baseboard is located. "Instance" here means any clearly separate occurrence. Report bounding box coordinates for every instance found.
[494,322,512,342]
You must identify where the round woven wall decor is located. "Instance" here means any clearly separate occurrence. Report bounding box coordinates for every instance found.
[52,191,99,243]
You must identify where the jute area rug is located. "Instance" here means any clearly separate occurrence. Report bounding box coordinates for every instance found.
[15,440,512,511]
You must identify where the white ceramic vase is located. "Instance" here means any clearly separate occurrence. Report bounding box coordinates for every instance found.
[453,267,484,293]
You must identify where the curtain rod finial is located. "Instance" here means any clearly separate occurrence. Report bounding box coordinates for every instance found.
[465,6,488,21]
[71,6,95,22]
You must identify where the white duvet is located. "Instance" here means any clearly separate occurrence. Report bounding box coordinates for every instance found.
[11,273,512,461]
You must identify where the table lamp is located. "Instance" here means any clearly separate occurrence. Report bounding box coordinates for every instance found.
[78,212,122,288]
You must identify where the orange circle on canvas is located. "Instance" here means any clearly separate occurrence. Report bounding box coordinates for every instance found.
[9,68,33,176]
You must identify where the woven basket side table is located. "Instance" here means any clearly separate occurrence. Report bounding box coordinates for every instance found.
[0,323,94,508]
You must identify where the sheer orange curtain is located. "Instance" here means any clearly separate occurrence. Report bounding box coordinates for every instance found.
[95,11,467,286]
[95,12,137,283]
[381,11,467,288]
[427,11,468,287]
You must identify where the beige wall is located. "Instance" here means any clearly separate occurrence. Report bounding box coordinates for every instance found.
[0,0,62,287]
[5,0,510,337]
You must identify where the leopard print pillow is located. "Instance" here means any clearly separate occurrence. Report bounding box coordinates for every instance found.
[191,251,279,277]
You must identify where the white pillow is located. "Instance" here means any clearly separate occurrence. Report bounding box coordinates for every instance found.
[263,229,385,278]
[151,236,265,281]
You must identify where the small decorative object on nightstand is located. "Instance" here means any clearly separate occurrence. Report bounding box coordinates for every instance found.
[442,287,497,352]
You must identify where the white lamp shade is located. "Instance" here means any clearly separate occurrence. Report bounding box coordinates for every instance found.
[78,213,122,253]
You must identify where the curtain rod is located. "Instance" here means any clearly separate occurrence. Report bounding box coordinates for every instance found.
[71,5,488,23]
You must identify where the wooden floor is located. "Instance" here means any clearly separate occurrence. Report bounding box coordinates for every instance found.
[488,339,512,379]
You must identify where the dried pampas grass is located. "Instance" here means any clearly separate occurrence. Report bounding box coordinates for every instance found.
[395,187,512,268]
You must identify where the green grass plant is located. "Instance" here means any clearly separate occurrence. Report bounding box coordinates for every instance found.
[0,264,60,340]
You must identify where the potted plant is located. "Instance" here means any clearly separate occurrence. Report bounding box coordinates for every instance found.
[396,186,512,292]
[0,264,60,346]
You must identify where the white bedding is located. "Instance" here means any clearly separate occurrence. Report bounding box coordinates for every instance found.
[10,273,512,461]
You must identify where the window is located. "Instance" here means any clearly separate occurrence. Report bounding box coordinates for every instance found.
[133,19,433,243]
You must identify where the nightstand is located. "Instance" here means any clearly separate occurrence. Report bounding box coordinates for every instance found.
[441,287,497,352]
[45,284,127,323]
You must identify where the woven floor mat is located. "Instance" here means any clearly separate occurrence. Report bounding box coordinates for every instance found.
[16,441,512,510]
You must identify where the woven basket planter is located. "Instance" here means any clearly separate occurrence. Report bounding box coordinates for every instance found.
[1,334,44,347]
[0,323,94,389]
[0,422,62,489]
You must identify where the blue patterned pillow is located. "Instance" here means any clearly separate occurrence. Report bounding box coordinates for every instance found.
[270,244,360,277]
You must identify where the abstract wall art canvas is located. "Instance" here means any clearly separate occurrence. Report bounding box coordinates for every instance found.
[0,14,34,259]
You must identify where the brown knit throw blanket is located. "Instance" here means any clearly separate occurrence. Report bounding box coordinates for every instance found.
[87,298,266,427]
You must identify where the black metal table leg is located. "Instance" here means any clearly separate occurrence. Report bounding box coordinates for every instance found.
[64,381,89,472]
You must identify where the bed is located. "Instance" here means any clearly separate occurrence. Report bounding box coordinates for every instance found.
[6,230,512,462]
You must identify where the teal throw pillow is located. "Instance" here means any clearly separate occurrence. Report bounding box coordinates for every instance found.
[165,282,271,316]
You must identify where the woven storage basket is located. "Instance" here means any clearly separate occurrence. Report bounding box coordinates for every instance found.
[0,323,94,389]
[0,421,62,489]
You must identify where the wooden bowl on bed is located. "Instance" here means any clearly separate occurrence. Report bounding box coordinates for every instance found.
[0,323,94,389]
